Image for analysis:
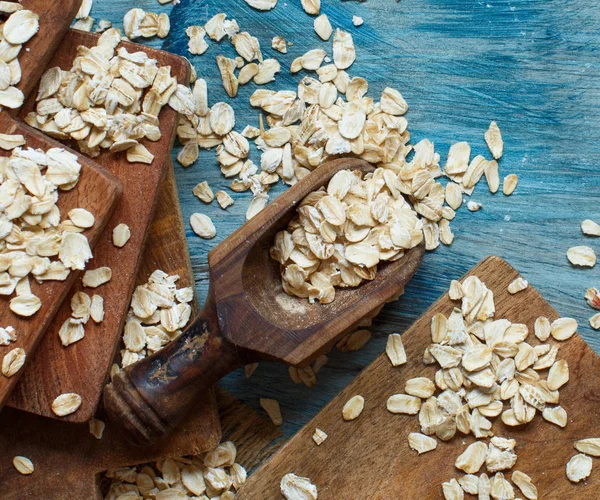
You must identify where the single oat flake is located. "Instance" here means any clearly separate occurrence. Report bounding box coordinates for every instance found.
[190,213,216,239]
[244,0,278,11]
[112,224,131,248]
[408,433,437,455]
[51,393,82,417]
[566,454,593,483]
[260,398,282,426]
[484,121,503,159]
[12,456,34,475]
[574,438,600,457]
[581,219,600,236]
[503,174,518,196]
[342,395,364,421]
[2,347,26,377]
[281,473,318,500]
[508,277,528,295]
[314,14,333,40]
[386,334,407,367]
[567,245,596,267]
[585,288,600,309]
[312,428,328,446]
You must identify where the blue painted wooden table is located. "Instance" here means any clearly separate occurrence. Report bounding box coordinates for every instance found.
[92,0,600,444]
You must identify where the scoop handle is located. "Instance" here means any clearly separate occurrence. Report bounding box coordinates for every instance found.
[103,293,249,447]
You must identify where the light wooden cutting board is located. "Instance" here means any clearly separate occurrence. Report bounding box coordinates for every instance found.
[238,256,600,499]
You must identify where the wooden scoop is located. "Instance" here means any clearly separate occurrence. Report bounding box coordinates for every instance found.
[104,157,425,446]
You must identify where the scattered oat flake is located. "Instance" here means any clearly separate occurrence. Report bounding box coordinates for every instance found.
[455,441,487,474]
[112,223,131,248]
[581,219,600,236]
[467,200,482,212]
[4,9,39,44]
[281,473,318,500]
[442,478,463,500]
[312,428,328,445]
[314,14,333,40]
[408,432,437,455]
[300,0,320,15]
[585,288,600,309]
[89,417,105,439]
[0,133,26,150]
[567,245,596,267]
[508,277,528,295]
[333,29,356,70]
[9,294,42,317]
[82,267,112,288]
[12,456,34,475]
[509,471,537,500]
[503,174,518,195]
[190,213,216,239]
[272,36,287,53]
[547,359,569,390]
[2,347,26,377]
[90,295,104,323]
[260,398,282,426]
[216,190,234,209]
[193,181,215,203]
[566,454,592,483]
[342,395,364,421]
[244,0,278,10]
[550,317,577,341]
[542,406,567,427]
[574,438,600,457]
[484,121,503,159]
[336,329,371,352]
[386,333,407,366]
[51,393,82,417]
[387,394,421,415]
[353,16,364,26]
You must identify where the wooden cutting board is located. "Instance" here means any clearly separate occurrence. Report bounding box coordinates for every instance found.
[0,117,121,409]
[238,256,600,499]
[10,29,191,421]
[0,165,221,500]
[0,0,117,411]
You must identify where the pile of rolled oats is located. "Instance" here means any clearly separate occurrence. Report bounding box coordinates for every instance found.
[104,441,247,499]
[25,28,185,165]
[373,274,596,497]
[0,144,93,325]
[176,9,517,256]
[269,168,423,304]
[0,6,39,110]
[114,270,194,369]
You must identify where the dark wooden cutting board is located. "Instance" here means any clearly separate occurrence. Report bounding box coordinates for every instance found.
[0,116,121,410]
[10,29,191,421]
[0,165,221,500]
[238,256,600,499]
[0,0,121,411]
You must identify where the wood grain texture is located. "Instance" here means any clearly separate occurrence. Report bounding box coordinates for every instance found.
[0,116,121,410]
[103,158,423,446]
[94,0,600,445]
[0,165,221,500]
[238,256,600,499]
[9,30,191,422]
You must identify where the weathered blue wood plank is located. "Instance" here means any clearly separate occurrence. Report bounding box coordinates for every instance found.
[92,0,600,443]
